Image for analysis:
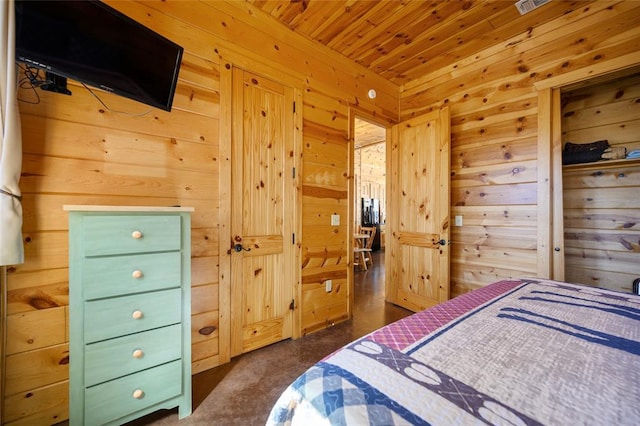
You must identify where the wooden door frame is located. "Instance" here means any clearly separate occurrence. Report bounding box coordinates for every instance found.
[219,63,302,364]
[535,55,640,281]
[348,108,393,316]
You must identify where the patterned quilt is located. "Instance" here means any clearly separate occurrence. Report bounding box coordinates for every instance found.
[267,278,640,425]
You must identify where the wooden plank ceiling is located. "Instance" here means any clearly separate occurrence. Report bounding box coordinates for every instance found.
[354,117,385,148]
[248,0,585,87]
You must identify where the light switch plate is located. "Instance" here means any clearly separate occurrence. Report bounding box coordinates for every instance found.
[454,215,463,227]
[325,280,333,292]
[331,214,340,226]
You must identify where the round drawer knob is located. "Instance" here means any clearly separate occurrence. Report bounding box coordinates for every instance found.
[132,349,144,359]
[132,270,143,279]
[131,230,143,239]
[132,310,143,320]
[132,389,144,399]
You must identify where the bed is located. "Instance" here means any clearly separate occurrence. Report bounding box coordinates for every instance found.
[267,278,640,425]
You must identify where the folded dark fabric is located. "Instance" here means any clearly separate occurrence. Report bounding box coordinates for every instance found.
[562,140,610,165]
[563,150,605,165]
[563,140,609,153]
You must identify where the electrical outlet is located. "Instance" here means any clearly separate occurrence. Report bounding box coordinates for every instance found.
[454,215,463,227]
[331,214,340,226]
[325,279,333,292]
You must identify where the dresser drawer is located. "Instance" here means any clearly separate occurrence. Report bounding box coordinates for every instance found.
[82,252,181,300]
[84,288,181,344]
[84,324,182,387]
[83,215,181,256]
[85,360,182,425]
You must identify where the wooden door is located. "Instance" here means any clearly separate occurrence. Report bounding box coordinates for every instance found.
[230,69,296,356]
[386,108,451,312]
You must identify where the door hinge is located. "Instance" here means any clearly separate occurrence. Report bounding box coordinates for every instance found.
[292,233,295,244]
[292,167,296,178]
[289,299,295,310]
[293,101,296,113]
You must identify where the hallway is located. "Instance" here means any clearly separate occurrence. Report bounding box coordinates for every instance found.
[128,250,412,425]
[352,250,415,335]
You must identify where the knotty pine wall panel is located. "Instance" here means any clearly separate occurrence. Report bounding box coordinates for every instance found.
[562,73,640,152]
[400,1,640,296]
[562,120,640,151]
[3,343,68,426]
[301,280,349,335]
[3,382,68,426]
[301,91,351,334]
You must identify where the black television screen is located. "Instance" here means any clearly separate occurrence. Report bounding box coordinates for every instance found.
[15,0,183,111]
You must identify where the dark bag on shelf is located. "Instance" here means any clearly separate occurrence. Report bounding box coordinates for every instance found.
[562,140,609,165]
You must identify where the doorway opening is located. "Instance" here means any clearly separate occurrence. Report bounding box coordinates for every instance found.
[556,69,640,293]
[353,117,387,300]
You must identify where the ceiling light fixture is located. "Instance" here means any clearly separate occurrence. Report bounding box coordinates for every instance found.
[367,89,377,99]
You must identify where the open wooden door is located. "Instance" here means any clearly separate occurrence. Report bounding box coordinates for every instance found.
[230,69,297,356]
[386,107,451,312]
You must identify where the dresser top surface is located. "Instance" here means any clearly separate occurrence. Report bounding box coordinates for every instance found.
[63,205,194,213]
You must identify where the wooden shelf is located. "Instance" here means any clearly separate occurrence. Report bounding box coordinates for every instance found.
[563,157,640,172]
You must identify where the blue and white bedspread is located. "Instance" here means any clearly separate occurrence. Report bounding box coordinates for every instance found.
[267,278,640,425]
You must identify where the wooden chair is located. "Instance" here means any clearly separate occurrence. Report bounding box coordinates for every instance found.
[354,226,376,270]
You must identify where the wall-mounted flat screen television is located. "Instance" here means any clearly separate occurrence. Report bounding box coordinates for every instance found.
[15,0,183,112]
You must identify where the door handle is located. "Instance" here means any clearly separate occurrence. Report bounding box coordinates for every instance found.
[435,239,449,246]
[233,243,251,252]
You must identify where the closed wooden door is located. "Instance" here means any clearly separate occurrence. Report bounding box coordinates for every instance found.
[386,108,451,312]
[230,69,296,356]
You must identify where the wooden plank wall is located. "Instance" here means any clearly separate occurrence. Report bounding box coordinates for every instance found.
[561,74,640,292]
[399,1,640,297]
[301,92,351,334]
[562,73,640,153]
[3,1,397,424]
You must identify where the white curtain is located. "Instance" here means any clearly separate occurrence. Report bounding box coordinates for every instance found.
[0,0,24,266]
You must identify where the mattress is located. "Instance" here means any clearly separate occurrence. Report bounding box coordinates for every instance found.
[267,278,640,425]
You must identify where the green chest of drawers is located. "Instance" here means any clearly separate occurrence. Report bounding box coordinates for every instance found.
[65,206,193,425]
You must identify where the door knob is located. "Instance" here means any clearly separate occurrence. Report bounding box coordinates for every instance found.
[233,243,251,252]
